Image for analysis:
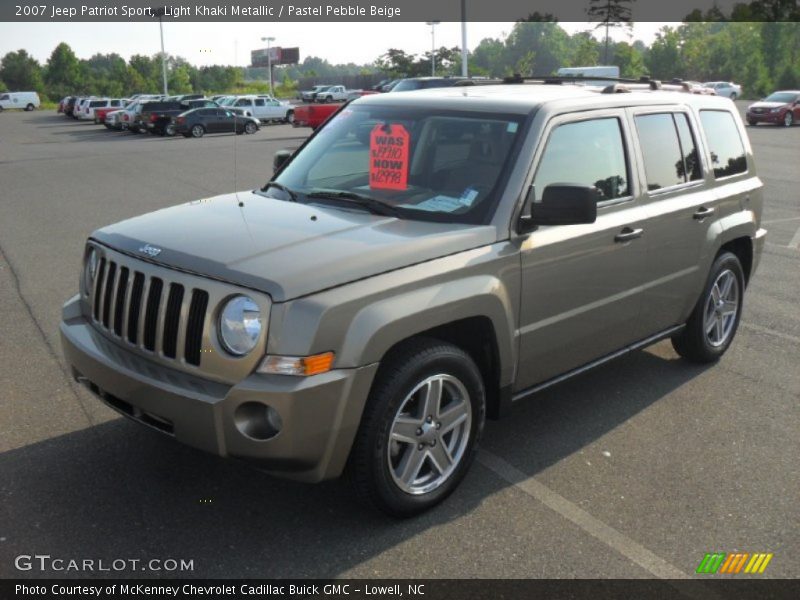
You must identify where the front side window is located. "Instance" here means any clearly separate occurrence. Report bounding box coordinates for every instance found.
[270,105,524,223]
[0,94,8,100]
[699,110,747,178]
[235,99,249,107]
[635,113,702,191]
[533,117,629,202]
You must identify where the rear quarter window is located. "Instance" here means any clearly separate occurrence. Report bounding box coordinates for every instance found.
[699,110,747,178]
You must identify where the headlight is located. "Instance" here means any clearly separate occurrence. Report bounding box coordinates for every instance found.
[82,247,98,295]
[770,107,782,113]
[218,295,262,356]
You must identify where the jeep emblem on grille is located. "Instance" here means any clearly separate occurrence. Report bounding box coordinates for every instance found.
[139,244,162,257]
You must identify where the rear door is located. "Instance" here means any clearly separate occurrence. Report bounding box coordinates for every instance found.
[516,110,650,390]
[628,108,716,332]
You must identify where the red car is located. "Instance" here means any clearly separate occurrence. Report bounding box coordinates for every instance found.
[746,90,800,127]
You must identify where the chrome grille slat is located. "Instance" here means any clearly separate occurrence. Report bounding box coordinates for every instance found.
[92,258,106,320]
[127,272,145,345]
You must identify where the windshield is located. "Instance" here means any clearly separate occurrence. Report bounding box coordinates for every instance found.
[764,92,797,103]
[268,105,524,224]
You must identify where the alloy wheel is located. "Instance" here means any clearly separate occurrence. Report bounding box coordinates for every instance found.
[703,269,739,347]
[387,374,472,495]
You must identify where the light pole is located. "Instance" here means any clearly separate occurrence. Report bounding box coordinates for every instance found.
[261,36,276,96]
[153,7,168,96]
[460,1,468,77]
[425,21,440,77]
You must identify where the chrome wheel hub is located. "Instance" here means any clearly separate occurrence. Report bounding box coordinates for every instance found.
[388,374,472,495]
[703,269,739,347]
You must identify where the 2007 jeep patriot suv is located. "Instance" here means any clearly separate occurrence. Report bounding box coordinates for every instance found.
[61,80,767,516]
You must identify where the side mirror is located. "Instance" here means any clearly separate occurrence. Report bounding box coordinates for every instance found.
[518,184,599,232]
[273,150,292,174]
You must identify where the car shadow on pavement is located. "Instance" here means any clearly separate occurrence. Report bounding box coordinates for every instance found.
[0,344,712,579]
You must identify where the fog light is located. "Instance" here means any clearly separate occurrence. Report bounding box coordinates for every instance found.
[234,402,282,441]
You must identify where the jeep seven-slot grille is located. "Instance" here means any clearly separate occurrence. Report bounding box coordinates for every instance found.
[91,258,207,367]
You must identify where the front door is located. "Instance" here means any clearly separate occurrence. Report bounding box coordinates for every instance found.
[516,111,649,391]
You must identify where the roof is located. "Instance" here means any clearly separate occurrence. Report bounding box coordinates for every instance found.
[354,83,735,115]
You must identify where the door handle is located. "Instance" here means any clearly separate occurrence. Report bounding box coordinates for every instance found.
[693,206,715,220]
[614,227,644,243]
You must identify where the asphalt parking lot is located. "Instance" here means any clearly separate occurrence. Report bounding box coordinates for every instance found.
[0,104,798,580]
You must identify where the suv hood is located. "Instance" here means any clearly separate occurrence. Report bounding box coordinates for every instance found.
[91,191,497,302]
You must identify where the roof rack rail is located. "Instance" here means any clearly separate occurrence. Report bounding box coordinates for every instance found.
[454,74,664,88]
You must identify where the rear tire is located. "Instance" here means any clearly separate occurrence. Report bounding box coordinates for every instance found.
[25,103,34,111]
[164,123,176,136]
[747,119,757,126]
[190,124,205,138]
[672,252,745,363]
[348,338,486,517]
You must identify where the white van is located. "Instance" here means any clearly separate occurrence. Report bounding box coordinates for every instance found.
[0,91,41,111]
[556,66,620,87]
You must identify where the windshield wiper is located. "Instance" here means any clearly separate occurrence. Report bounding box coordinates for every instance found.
[305,190,401,217]
[262,181,298,202]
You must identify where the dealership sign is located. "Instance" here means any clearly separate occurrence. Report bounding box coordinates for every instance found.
[251,47,300,67]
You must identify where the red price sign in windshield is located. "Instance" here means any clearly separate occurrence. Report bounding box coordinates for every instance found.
[369,123,409,190]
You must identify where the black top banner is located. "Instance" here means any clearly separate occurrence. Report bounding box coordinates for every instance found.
[3,0,800,22]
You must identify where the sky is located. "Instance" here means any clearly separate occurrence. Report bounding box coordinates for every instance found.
[0,21,674,68]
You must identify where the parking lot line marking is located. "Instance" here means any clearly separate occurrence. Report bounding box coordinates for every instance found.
[741,322,800,345]
[478,450,689,579]
[789,225,800,249]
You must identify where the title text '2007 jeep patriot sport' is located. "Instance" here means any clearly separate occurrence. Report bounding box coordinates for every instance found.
[61,81,766,516]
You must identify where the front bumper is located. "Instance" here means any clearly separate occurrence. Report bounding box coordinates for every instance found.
[60,295,379,482]
[747,111,784,123]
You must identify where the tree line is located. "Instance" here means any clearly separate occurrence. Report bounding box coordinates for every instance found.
[2,21,798,102]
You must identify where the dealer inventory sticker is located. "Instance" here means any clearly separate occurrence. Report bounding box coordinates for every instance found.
[370,123,409,190]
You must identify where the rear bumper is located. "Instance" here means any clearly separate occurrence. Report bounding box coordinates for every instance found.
[60,295,379,482]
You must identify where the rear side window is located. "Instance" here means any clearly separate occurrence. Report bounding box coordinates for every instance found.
[534,117,630,202]
[699,110,747,178]
[635,113,702,190]
[90,101,105,107]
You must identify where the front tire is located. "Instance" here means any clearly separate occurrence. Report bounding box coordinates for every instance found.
[730,92,738,101]
[348,339,486,517]
[25,103,34,111]
[285,110,295,124]
[784,111,794,127]
[747,119,757,126]
[672,252,745,363]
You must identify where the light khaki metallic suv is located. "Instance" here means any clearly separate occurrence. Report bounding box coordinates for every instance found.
[61,81,767,516]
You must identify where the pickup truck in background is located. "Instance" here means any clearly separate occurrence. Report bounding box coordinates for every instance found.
[139,99,220,136]
[225,95,295,124]
[292,91,378,129]
[300,85,332,102]
[314,85,361,103]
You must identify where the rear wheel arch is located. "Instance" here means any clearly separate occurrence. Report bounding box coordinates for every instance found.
[719,236,753,286]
